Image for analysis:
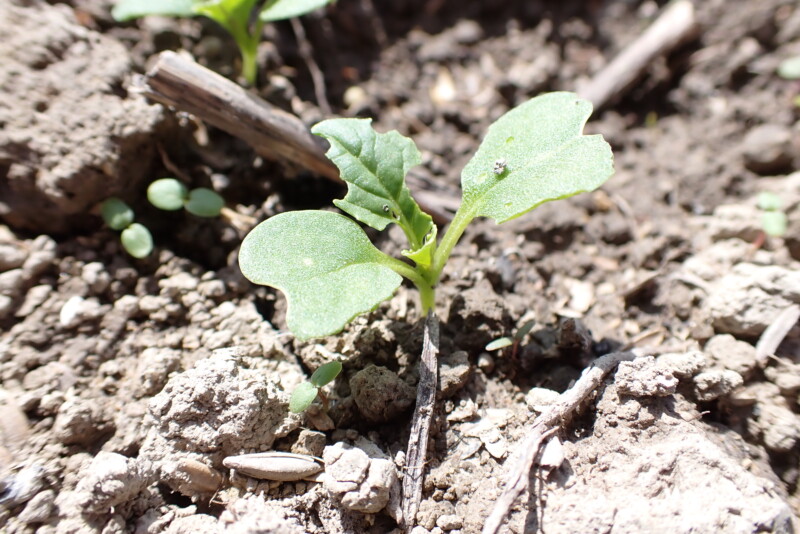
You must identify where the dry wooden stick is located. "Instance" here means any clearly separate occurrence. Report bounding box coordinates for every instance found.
[482,349,643,534]
[136,51,339,180]
[401,312,440,531]
[577,0,699,110]
[134,51,456,224]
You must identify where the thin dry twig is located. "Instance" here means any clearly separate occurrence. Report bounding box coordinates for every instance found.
[482,349,644,534]
[578,0,698,110]
[401,312,440,531]
[136,51,338,180]
[289,17,331,115]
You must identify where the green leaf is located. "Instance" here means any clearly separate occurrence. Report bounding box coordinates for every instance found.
[514,319,536,341]
[757,191,782,212]
[111,0,195,21]
[260,0,332,21]
[461,92,614,224]
[101,197,134,231]
[778,56,800,80]
[762,212,788,237]
[401,224,437,268]
[486,337,513,351]
[120,223,153,258]
[289,382,319,413]
[309,361,342,388]
[186,188,225,217]
[311,119,434,259]
[148,178,188,211]
[193,0,259,34]
[238,211,402,339]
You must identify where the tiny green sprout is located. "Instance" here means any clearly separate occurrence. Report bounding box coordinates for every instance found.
[186,188,225,218]
[486,337,513,351]
[778,56,800,80]
[120,222,154,259]
[111,0,334,86]
[147,178,225,218]
[240,92,614,342]
[757,191,788,238]
[148,178,188,211]
[485,319,535,359]
[309,360,342,388]
[101,198,154,258]
[289,361,342,413]
[101,197,135,231]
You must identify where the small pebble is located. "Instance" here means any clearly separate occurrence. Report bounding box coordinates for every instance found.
[477,352,494,373]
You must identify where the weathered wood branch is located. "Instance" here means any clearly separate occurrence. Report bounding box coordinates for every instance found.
[482,349,644,534]
[578,0,699,110]
[134,51,455,223]
[401,312,440,531]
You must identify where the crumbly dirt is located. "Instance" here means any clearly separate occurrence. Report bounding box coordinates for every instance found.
[2,0,800,532]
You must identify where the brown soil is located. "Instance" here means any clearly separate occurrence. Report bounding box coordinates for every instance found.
[2,0,800,533]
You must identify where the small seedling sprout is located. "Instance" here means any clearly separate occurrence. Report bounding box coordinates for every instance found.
[757,191,788,238]
[101,197,135,231]
[186,188,226,217]
[778,56,800,81]
[147,178,188,211]
[289,361,342,413]
[101,198,154,258]
[120,223,155,259]
[485,319,535,359]
[148,178,225,218]
[111,0,334,86]
[101,178,224,258]
[239,92,614,409]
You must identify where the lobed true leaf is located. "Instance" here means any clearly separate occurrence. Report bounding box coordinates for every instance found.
[312,119,434,264]
[238,210,402,340]
[461,92,613,224]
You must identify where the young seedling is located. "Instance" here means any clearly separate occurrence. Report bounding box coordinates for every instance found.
[101,198,154,258]
[147,178,225,217]
[111,0,334,86]
[289,361,342,413]
[777,56,800,107]
[757,191,788,239]
[240,92,614,350]
[100,179,224,258]
[485,319,536,360]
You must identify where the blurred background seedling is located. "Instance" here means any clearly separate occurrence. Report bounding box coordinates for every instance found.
[777,55,800,107]
[101,198,154,258]
[757,191,787,238]
[111,0,335,86]
[148,178,225,218]
[100,178,225,258]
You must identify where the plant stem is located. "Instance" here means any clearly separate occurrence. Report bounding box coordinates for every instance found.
[382,256,436,314]
[430,204,476,283]
[230,19,264,87]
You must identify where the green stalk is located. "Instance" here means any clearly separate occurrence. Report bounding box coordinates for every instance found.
[430,204,476,284]
[381,255,436,313]
[229,18,264,86]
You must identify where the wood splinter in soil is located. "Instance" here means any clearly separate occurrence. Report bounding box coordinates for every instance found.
[577,0,698,110]
[482,349,644,534]
[401,311,439,531]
